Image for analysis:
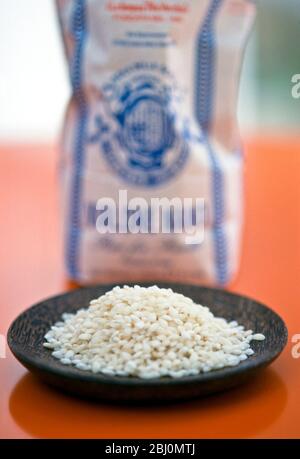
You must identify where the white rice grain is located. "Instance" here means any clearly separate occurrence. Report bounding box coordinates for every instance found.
[43,285,265,378]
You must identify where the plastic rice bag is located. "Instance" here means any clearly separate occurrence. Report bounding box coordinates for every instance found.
[56,0,256,285]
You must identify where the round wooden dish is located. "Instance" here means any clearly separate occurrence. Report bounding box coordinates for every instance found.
[7,283,288,403]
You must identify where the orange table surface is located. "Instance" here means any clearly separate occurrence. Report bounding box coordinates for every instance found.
[0,137,300,439]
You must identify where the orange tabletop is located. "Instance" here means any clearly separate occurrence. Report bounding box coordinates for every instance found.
[0,137,300,439]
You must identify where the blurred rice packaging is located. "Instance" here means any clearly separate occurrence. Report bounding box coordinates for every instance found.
[56,0,255,285]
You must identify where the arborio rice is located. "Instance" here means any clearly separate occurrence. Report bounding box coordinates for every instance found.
[56,1,256,286]
[44,286,265,378]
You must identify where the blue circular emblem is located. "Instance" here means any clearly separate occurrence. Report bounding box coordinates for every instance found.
[88,63,189,186]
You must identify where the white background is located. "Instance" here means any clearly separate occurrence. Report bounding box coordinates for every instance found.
[0,0,256,143]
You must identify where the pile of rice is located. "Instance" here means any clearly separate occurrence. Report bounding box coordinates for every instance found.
[43,285,265,378]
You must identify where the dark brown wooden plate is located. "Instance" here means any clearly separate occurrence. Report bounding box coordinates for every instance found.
[7,282,288,403]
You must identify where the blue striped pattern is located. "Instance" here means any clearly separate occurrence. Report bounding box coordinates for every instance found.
[67,0,88,279]
[195,0,228,284]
